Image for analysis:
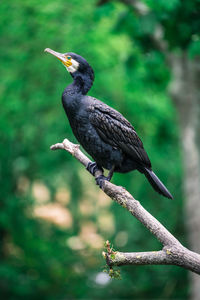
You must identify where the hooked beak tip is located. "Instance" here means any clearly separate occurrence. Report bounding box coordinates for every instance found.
[44,48,51,53]
[44,48,65,62]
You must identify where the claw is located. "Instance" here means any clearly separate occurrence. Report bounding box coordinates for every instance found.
[86,162,103,176]
[95,175,108,189]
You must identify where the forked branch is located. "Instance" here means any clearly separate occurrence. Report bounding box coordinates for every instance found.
[51,138,200,275]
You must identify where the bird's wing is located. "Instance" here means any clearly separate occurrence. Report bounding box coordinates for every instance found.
[88,100,151,167]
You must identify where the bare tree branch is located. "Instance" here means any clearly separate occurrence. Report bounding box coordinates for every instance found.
[50,138,200,275]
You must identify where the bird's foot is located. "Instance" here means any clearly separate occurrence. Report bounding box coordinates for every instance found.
[86,162,103,176]
[95,175,109,189]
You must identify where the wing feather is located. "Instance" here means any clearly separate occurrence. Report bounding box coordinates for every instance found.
[88,101,151,167]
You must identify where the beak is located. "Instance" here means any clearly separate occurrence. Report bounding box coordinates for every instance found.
[44,48,66,63]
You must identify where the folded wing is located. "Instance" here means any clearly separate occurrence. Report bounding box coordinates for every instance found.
[88,100,151,169]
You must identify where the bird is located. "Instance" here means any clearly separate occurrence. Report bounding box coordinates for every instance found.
[45,48,173,199]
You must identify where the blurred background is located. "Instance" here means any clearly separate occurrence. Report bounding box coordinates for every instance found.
[1,0,200,299]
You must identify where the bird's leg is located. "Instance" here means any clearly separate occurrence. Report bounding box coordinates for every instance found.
[96,165,115,189]
[86,162,103,176]
[107,165,115,181]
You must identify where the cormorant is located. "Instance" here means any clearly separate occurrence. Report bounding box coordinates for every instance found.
[45,48,173,199]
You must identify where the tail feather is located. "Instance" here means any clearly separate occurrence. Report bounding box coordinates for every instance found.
[143,168,173,199]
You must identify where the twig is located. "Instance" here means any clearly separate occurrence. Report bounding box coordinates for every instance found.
[51,138,200,275]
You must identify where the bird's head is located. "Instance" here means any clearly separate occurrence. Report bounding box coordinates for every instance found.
[44,48,93,76]
[44,48,94,94]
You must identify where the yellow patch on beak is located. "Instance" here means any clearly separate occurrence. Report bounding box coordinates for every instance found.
[64,60,72,67]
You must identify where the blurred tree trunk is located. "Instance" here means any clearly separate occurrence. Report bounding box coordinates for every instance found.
[168,53,200,299]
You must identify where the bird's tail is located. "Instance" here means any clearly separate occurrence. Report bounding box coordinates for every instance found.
[143,168,173,199]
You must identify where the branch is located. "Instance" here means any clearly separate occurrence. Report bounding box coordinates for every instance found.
[51,138,200,275]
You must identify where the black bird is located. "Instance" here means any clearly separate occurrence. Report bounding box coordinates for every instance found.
[45,48,173,199]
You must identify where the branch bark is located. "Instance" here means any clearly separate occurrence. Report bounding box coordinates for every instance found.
[50,138,200,275]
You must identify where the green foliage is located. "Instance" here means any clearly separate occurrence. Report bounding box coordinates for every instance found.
[1,0,197,299]
[108,268,121,280]
[144,0,200,49]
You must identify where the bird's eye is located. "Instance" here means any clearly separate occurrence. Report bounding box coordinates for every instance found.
[67,56,71,60]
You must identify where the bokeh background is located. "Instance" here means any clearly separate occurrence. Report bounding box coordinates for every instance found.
[1,0,200,299]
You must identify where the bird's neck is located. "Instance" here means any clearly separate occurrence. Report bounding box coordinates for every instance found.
[64,71,94,96]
